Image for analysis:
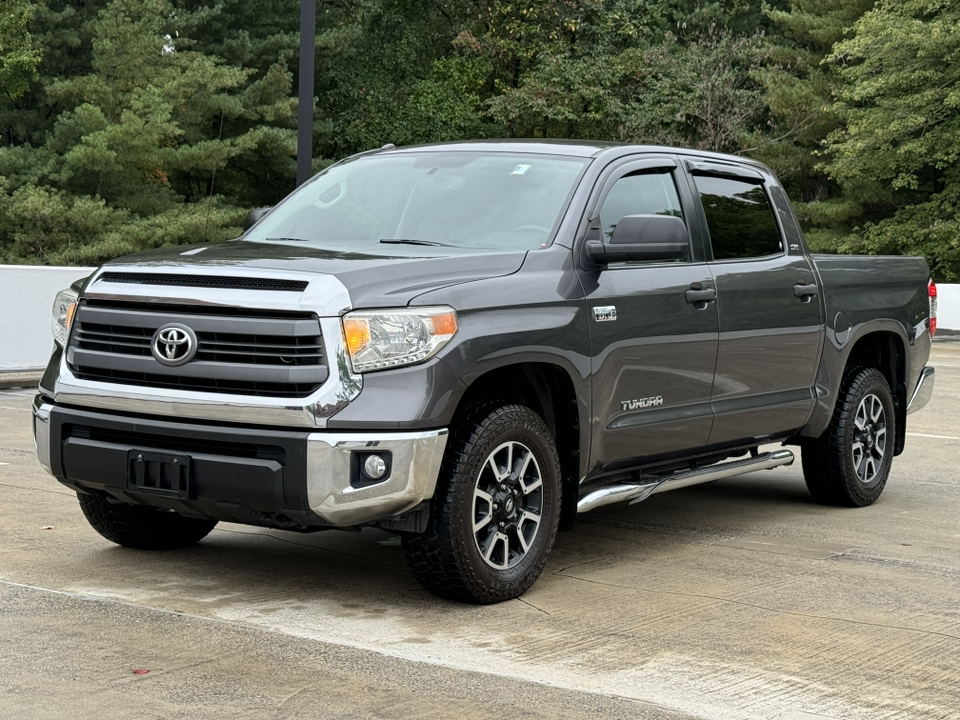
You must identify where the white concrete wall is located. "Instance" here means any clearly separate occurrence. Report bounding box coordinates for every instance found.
[0,265,95,371]
[0,266,958,372]
[939,284,960,332]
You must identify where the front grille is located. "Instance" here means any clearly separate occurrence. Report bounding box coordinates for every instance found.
[67,303,327,398]
[75,324,323,366]
[99,272,309,292]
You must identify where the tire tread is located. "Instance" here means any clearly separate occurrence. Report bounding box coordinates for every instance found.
[78,493,217,550]
[802,366,893,507]
[402,402,560,604]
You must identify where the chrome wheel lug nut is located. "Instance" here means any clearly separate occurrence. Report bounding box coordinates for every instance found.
[493,502,499,510]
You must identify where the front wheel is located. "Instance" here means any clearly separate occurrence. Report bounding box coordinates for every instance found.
[802,367,895,507]
[402,404,561,603]
[78,493,218,550]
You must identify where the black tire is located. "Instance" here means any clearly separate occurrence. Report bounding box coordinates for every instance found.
[801,367,895,507]
[402,403,561,604]
[77,493,218,550]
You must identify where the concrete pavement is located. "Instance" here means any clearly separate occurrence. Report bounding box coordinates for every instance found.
[1,341,959,719]
[0,371,42,390]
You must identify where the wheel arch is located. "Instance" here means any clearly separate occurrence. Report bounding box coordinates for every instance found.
[843,330,907,455]
[453,362,584,530]
[800,327,908,455]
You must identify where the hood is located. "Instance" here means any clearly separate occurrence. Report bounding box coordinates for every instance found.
[102,240,527,308]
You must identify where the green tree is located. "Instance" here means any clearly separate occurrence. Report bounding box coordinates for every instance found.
[749,0,873,251]
[315,0,491,155]
[0,0,295,264]
[0,0,109,148]
[173,0,303,206]
[469,2,777,149]
[0,0,42,103]
[821,0,960,280]
[5,0,943,273]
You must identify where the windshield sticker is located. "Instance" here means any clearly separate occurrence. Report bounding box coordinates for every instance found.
[511,164,531,175]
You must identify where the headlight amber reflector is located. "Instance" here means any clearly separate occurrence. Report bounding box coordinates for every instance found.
[341,306,458,373]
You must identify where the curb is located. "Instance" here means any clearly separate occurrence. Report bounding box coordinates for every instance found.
[0,372,42,390]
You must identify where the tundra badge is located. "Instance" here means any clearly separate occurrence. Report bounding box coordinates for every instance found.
[621,397,664,411]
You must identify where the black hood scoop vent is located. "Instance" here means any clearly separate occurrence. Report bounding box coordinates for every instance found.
[99,272,308,293]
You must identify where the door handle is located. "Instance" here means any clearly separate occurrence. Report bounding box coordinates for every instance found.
[793,283,819,301]
[685,287,717,305]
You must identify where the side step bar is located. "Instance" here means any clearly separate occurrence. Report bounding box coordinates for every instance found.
[577,449,795,514]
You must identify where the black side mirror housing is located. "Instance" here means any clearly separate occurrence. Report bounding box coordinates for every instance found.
[585,214,689,266]
[243,207,272,232]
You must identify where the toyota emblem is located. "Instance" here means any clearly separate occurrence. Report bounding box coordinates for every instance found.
[151,324,198,367]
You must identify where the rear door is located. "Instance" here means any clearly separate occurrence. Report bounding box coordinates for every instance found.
[683,159,824,445]
[578,156,719,470]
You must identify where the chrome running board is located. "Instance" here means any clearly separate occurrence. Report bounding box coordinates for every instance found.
[577,449,795,513]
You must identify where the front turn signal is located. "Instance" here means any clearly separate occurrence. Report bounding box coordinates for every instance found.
[341,306,458,373]
[343,317,372,355]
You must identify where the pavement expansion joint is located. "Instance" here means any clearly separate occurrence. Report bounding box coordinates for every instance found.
[556,568,960,644]
[0,578,686,718]
[713,535,852,559]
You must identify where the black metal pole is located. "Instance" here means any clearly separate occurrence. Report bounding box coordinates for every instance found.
[297,0,316,187]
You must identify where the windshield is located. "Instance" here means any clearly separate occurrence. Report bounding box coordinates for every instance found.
[243,151,589,254]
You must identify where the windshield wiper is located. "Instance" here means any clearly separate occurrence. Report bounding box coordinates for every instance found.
[380,238,453,247]
[265,237,310,242]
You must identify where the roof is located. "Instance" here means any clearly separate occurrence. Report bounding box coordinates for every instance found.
[369,139,769,171]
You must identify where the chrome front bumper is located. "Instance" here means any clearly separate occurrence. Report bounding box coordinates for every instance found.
[306,429,447,525]
[907,366,935,414]
[33,397,53,475]
[33,397,447,528]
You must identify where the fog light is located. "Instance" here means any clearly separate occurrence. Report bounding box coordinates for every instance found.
[363,454,388,480]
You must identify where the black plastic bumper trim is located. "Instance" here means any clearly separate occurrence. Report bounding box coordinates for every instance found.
[48,405,326,529]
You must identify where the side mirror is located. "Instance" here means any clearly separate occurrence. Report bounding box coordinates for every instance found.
[243,207,271,231]
[584,214,689,266]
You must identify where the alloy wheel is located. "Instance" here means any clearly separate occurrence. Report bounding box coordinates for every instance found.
[852,393,886,484]
[472,441,544,570]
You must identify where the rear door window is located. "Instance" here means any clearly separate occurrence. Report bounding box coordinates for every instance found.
[693,175,783,260]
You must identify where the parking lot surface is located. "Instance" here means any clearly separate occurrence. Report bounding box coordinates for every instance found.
[2,341,959,720]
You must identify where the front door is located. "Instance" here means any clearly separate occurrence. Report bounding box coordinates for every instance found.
[579,157,719,471]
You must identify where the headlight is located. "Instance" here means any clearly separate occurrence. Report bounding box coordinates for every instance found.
[342,306,458,373]
[51,288,79,347]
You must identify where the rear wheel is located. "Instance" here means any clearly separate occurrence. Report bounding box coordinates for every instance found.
[78,493,218,550]
[402,404,561,603]
[802,367,895,507]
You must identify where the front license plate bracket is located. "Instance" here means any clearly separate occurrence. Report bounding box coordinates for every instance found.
[127,450,192,499]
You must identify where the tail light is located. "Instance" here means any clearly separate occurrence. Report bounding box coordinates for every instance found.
[929,280,937,337]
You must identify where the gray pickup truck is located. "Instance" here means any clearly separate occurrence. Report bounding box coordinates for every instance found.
[34,140,937,603]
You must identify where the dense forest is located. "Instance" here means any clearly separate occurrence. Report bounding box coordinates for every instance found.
[0,0,957,279]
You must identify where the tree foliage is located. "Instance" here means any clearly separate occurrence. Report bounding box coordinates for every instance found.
[820,0,960,280]
[0,0,292,264]
[0,0,955,278]
[0,0,42,101]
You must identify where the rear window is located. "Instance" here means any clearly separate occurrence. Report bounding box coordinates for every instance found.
[694,175,783,260]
